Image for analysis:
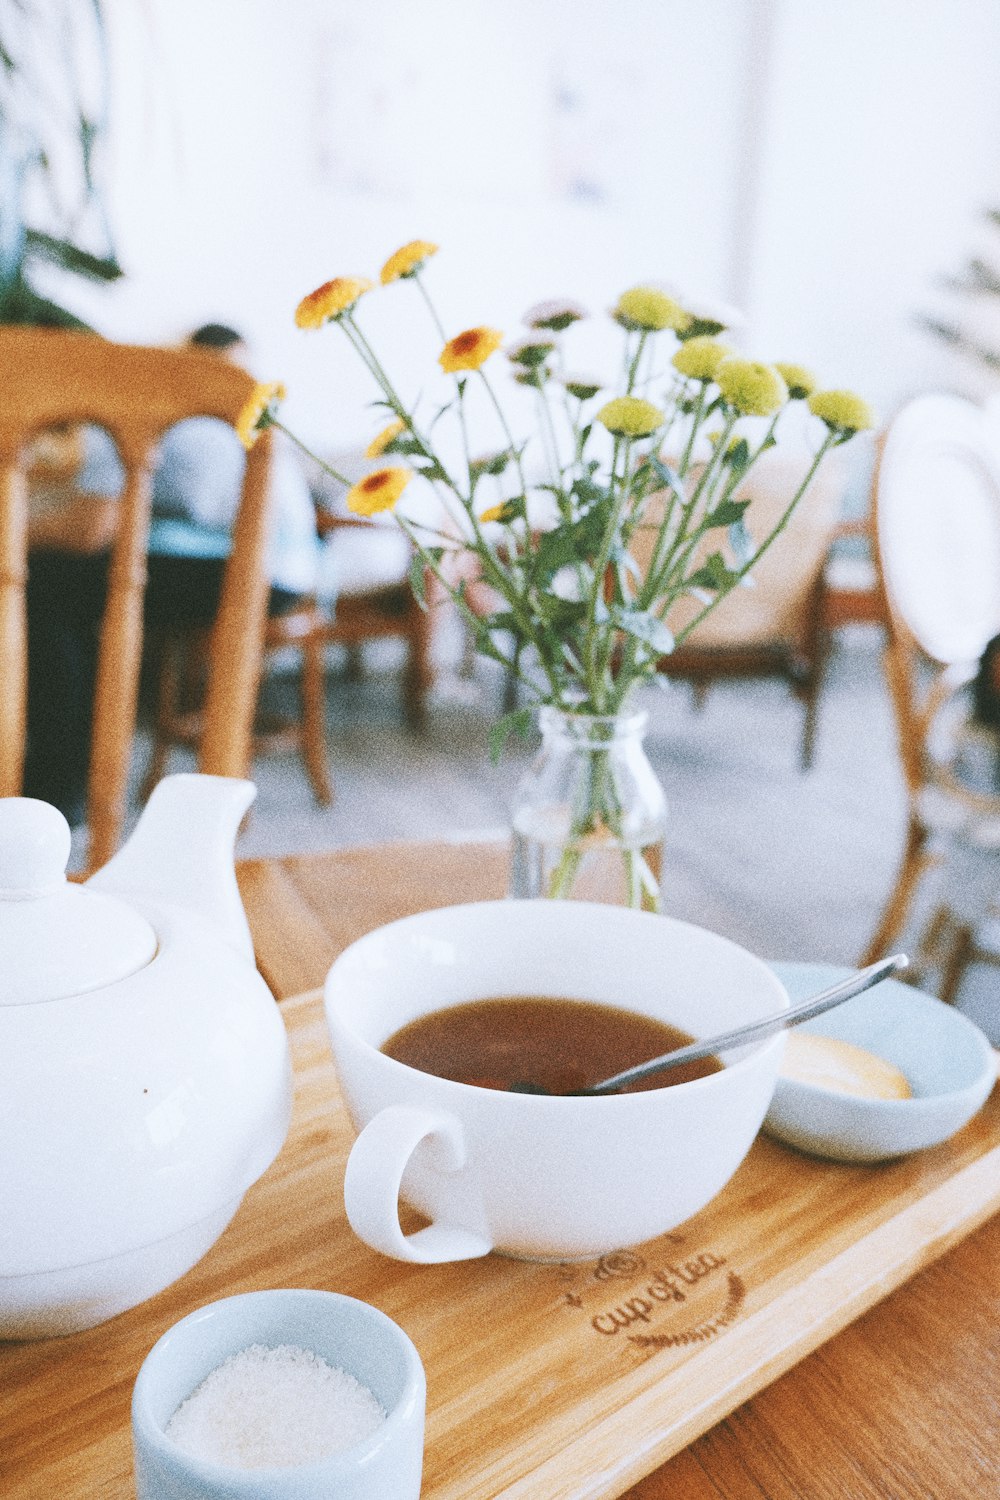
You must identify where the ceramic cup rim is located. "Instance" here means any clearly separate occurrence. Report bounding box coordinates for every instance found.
[323,899,790,1103]
[132,1288,425,1485]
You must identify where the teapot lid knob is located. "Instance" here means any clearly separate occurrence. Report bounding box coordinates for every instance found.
[0,799,71,897]
[0,798,157,1006]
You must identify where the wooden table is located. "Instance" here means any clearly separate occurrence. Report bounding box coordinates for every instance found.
[3,838,998,1499]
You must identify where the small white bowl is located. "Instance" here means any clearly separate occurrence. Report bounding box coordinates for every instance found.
[763,963,997,1163]
[132,1289,426,1500]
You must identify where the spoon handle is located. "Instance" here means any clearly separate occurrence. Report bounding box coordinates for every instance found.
[584,954,909,1096]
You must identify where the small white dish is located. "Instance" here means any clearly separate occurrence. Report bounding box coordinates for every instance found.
[763,963,997,1163]
[132,1288,426,1500]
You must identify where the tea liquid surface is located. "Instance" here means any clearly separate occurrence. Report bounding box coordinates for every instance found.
[381,996,723,1095]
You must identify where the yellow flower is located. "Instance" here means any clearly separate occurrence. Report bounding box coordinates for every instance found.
[365,418,407,458]
[295,276,373,328]
[478,502,507,523]
[439,326,504,373]
[345,466,412,516]
[807,389,876,433]
[613,285,691,334]
[380,240,439,284]
[596,395,665,438]
[235,381,286,450]
[775,363,818,400]
[671,337,733,382]
[715,358,788,416]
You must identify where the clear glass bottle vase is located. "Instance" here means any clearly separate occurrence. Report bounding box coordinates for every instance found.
[508,706,667,911]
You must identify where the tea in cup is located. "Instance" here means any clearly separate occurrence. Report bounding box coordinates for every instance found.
[324,901,788,1263]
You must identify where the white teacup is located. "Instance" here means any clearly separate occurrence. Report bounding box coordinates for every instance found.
[324,901,788,1264]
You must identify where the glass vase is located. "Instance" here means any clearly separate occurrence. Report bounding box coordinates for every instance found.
[508,706,667,911]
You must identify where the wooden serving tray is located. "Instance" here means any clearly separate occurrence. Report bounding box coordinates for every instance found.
[5,989,1000,1500]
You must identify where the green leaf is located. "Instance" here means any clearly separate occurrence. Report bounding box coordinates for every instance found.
[687,551,738,593]
[725,438,750,475]
[408,553,429,611]
[481,610,521,635]
[703,497,750,529]
[727,517,755,566]
[489,706,534,762]
[649,455,681,493]
[611,606,675,655]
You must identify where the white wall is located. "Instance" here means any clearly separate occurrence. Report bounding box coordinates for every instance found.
[50,0,1000,478]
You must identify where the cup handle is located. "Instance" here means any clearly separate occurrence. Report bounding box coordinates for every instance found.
[343,1105,493,1263]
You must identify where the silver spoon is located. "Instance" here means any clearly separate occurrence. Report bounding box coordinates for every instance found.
[510,954,909,1096]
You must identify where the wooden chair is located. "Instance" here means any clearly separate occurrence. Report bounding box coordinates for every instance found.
[255,508,433,805]
[630,444,848,768]
[144,506,434,808]
[0,327,274,870]
[860,393,1000,1001]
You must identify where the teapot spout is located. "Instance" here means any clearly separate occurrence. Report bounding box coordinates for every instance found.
[88,774,257,959]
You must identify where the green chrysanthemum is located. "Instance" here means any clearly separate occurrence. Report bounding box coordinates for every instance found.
[715,358,788,417]
[807,389,875,433]
[613,285,691,334]
[596,395,665,438]
[774,363,818,400]
[671,337,733,383]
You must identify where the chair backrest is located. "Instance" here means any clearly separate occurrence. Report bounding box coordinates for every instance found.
[872,392,1000,793]
[0,327,274,868]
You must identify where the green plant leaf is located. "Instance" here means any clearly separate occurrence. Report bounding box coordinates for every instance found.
[727,517,755,566]
[408,553,429,610]
[725,438,750,475]
[703,497,750,529]
[649,454,681,493]
[611,606,675,655]
[687,551,738,593]
[23,229,122,282]
[489,706,534,762]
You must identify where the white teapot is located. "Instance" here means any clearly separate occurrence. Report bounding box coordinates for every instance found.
[0,774,292,1340]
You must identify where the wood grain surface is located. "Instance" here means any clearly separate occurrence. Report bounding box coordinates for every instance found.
[3,840,999,1499]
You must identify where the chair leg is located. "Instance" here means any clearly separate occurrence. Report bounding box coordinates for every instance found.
[860,814,933,965]
[798,574,830,772]
[301,634,333,807]
[404,612,433,730]
[939,920,975,1006]
[140,634,181,804]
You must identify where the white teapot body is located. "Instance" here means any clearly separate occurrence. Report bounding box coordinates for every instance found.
[0,776,292,1339]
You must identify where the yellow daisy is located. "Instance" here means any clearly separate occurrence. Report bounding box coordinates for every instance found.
[346,466,412,516]
[807,389,875,433]
[235,381,286,450]
[365,418,407,458]
[380,239,439,284]
[671,337,733,383]
[596,395,664,438]
[478,502,507,523]
[439,326,504,374]
[715,358,788,417]
[613,286,691,334]
[775,363,818,400]
[295,276,373,329]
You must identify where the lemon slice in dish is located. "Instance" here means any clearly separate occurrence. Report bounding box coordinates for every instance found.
[781,1033,912,1100]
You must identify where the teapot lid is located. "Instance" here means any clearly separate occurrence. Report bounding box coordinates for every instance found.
[0,799,158,1006]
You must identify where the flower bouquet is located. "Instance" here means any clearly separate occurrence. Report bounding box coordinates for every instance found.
[240,240,872,909]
